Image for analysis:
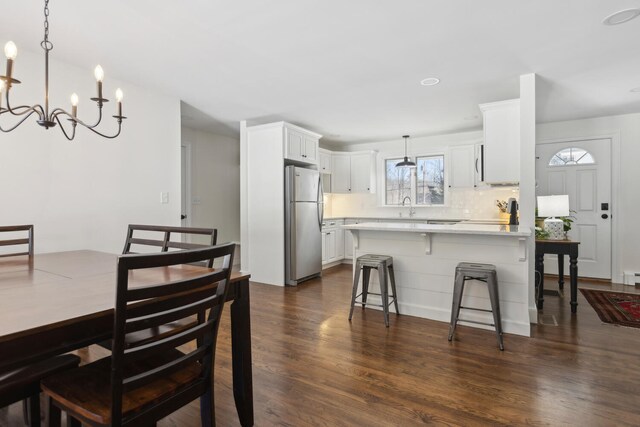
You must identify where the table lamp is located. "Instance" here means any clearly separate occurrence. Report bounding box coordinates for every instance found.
[537,195,570,240]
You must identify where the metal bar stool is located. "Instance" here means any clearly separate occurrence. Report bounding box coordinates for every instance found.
[348,254,399,327]
[448,262,504,350]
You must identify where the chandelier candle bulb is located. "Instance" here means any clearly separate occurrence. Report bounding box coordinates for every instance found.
[70,93,78,117]
[4,41,17,60]
[115,88,123,116]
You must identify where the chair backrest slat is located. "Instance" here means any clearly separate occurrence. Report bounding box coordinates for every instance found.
[110,243,234,424]
[122,345,208,392]
[125,294,219,335]
[122,225,218,267]
[127,270,227,301]
[123,319,213,365]
[0,225,34,257]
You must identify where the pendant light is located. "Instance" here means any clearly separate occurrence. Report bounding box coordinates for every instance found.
[396,135,416,168]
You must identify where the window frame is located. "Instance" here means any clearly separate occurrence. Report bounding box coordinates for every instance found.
[415,154,446,206]
[380,150,448,207]
[548,147,596,167]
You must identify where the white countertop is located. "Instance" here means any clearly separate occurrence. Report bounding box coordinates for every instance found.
[342,221,531,237]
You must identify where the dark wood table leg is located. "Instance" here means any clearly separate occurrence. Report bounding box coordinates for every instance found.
[569,249,578,314]
[230,278,254,426]
[536,250,545,309]
[557,254,564,291]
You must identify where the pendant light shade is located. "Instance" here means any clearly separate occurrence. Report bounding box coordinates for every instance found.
[396,135,416,168]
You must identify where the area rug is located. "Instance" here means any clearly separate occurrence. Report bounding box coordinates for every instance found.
[580,289,640,328]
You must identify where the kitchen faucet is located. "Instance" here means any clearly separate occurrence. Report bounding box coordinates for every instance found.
[402,196,416,218]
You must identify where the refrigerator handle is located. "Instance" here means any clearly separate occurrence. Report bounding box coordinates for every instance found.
[317,174,324,229]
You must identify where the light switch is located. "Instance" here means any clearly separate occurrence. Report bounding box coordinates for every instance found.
[160,192,169,204]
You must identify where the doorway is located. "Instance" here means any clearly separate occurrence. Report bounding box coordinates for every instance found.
[536,139,612,279]
[180,144,192,240]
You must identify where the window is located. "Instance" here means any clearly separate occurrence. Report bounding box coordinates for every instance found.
[549,147,595,166]
[384,155,446,206]
[385,158,411,205]
[416,155,445,205]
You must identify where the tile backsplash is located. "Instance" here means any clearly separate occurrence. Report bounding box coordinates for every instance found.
[325,187,520,220]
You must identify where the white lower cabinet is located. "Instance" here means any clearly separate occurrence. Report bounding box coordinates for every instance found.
[321,219,344,266]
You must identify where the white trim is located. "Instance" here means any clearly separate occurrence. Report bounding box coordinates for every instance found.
[180,143,193,231]
[536,132,621,282]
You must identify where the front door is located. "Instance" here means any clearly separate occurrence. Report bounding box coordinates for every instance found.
[535,139,612,279]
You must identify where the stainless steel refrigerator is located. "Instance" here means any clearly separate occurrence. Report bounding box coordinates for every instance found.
[285,165,323,286]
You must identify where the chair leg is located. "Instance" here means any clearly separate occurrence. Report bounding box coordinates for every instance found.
[48,398,61,427]
[348,263,362,321]
[27,395,41,427]
[487,273,504,351]
[448,271,465,341]
[379,265,389,327]
[200,383,216,427]
[361,266,371,308]
[387,264,399,315]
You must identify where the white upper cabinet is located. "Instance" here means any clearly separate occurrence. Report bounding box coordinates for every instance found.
[331,154,351,193]
[284,124,320,165]
[318,148,332,173]
[479,99,520,184]
[350,153,373,192]
[449,145,476,188]
[330,151,375,194]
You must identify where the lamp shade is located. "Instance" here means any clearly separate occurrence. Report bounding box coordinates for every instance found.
[537,195,570,217]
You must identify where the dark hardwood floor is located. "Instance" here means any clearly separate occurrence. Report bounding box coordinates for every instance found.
[3,265,640,426]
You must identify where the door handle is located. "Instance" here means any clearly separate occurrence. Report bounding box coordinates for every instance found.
[181,214,187,220]
[601,214,609,219]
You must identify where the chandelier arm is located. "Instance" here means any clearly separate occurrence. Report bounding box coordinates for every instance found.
[52,114,77,141]
[85,105,104,129]
[0,109,39,132]
[4,92,45,118]
[53,110,122,139]
[83,121,123,139]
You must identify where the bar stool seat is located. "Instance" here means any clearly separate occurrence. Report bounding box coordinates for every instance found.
[348,254,399,327]
[448,262,504,350]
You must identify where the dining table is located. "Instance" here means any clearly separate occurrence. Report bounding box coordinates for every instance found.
[0,250,254,426]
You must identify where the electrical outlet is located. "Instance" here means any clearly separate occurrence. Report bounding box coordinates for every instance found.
[160,192,169,204]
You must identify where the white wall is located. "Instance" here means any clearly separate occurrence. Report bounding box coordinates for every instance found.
[0,47,181,254]
[537,112,640,283]
[181,127,240,244]
[323,130,519,220]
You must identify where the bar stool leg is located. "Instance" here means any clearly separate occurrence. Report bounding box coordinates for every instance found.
[388,264,399,315]
[361,266,371,308]
[448,271,465,341]
[487,272,504,350]
[378,264,390,327]
[348,262,362,321]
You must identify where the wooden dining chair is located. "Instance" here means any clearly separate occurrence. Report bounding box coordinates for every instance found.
[122,224,218,267]
[41,243,235,427]
[0,224,34,257]
[0,354,80,427]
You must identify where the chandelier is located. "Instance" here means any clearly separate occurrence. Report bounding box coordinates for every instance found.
[0,0,125,140]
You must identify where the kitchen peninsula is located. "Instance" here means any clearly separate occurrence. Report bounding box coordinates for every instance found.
[343,222,532,336]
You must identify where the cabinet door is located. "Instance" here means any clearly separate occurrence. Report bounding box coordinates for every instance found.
[326,231,336,262]
[285,128,304,162]
[303,136,318,164]
[481,100,520,184]
[319,150,332,173]
[350,153,372,193]
[335,229,344,259]
[449,145,476,188]
[331,155,351,193]
[321,231,327,263]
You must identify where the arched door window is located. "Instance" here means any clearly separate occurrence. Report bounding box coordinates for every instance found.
[548,147,595,166]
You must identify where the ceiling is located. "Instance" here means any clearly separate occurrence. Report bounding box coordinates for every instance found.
[2,1,640,144]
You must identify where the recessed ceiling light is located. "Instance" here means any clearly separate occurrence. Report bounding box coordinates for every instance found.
[420,78,440,86]
[602,9,640,25]
[631,87,640,93]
